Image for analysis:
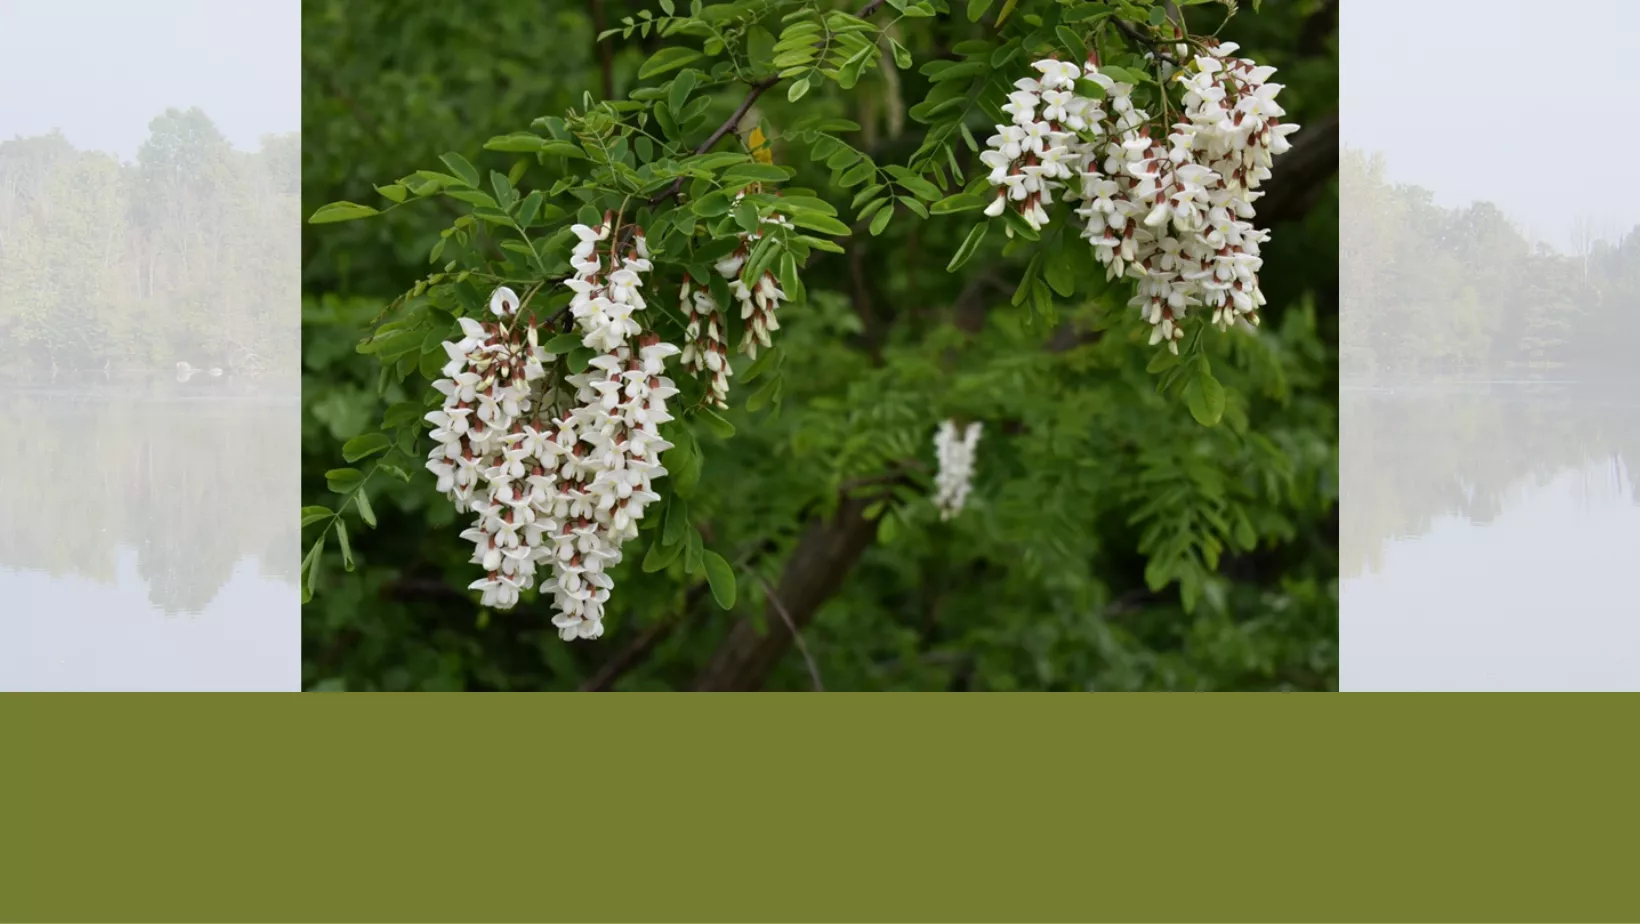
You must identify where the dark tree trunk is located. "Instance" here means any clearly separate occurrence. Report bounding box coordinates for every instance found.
[692,495,879,691]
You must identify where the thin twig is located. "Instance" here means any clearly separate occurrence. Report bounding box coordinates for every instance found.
[577,541,774,691]
[646,0,890,210]
[759,574,824,691]
[838,462,925,495]
[648,79,777,208]
[577,585,708,691]
[1111,18,1180,65]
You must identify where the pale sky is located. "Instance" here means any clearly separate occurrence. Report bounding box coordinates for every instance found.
[0,0,299,159]
[1342,0,1637,250]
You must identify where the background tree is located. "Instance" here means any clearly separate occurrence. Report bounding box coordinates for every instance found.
[0,110,298,377]
[1340,146,1640,377]
[0,110,300,614]
[301,0,1340,692]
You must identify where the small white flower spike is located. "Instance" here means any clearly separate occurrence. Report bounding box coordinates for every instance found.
[933,420,982,521]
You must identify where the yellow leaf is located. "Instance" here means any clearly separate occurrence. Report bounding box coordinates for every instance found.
[747,125,774,165]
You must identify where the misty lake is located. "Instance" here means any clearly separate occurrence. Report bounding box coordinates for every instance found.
[0,379,301,691]
[1341,380,1640,691]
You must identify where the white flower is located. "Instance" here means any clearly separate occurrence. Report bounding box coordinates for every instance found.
[490,286,519,318]
[1040,89,1074,124]
[1000,89,1041,125]
[1032,58,1081,90]
[932,420,982,520]
[679,275,732,406]
[571,222,609,243]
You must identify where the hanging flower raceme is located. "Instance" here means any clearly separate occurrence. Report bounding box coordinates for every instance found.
[526,218,681,641]
[715,194,793,360]
[425,284,557,611]
[979,39,1298,354]
[1170,41,1298,332]
[932,419,982,521]
[678,273,732,408]
[422,217,683,642]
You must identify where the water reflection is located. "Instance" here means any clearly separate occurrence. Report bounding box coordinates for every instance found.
[0,378,300,691]
[1342,381,1640,691]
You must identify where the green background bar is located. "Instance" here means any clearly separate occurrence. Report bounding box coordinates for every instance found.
[4,694,1636,923]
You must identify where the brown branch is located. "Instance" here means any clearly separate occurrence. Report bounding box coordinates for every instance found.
[1111,18,1179,64]
[693,494,882,690]
[688,465,918,692]
[952,269,1004,334]
[838,463,925,495]
[647,78,777,209]
[578,540,774,690]
[578,583,710,691]
[646,0,890,210]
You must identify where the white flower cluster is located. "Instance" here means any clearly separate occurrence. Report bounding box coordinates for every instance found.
[979,42,1298,353]
[714,196,792,361]
[424,285,556,611]
[932,419,982,521]
[980,58,1104,230]
[678,274,732,408]
[423,217,681,642]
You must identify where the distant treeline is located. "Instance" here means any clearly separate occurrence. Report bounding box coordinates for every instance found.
[1342,149,1640,377]
[0,108,298,374]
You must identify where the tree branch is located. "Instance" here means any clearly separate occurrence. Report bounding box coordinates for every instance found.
[687,465,917,692]
[578,540,775,690]
[578,583,710,691]
[648,79,777,208]
[646,0,890,210]
[692,494,881,691]
[1111,18,1178,64]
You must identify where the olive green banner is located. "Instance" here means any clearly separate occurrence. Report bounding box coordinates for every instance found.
[3,695,1636,922]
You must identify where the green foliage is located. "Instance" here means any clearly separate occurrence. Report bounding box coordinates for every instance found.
[301,0,1338,691]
